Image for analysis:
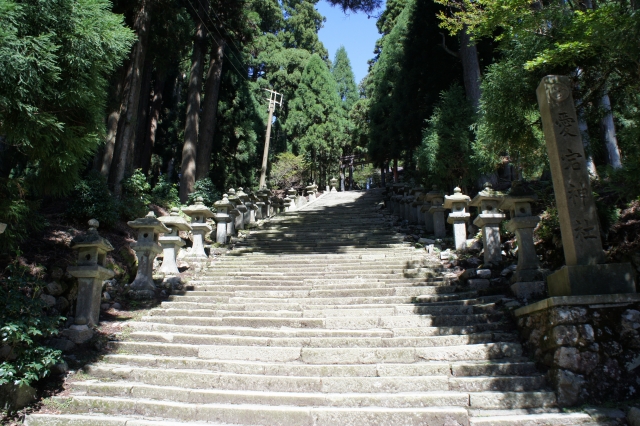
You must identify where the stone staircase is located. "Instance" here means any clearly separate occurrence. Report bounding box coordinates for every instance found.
[27,190,596,426]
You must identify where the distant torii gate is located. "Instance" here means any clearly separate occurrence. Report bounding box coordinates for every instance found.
[339,154,368,191]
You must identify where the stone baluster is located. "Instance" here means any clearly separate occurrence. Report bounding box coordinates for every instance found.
[213,194,234,244]
[182,197,215,258]
[426,186,445,238]
[444,187,471,250]
[66,220,115,341]
[127,212,170,299]
[500,185,545,298]
[158,208,192,275]
[237,187,251,227]
[470,183,506,265]
[330,177,338,193]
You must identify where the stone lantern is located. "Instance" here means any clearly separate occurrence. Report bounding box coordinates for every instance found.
[306,182,317,202]
[248,193,260,226]
[237,187,251,227]
[127,212,169,299]
[230,188,247,230]
[181,197,214,259]
[254,191,266,220]
[411,187,425,225]
[285,188,297,212]
[227,189,242,233]
[158,208,192,275]
[444,187,471,250]
[66,219,114,336]
[212,194,233,244]
[402,185,413,221]
[470,183,506,264]
[426,186,446,238]
[500,184,546,298]
[270,195,279,216]
[330,177,338,193]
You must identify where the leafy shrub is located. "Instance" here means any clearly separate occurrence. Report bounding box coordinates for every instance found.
[0,259,63,387]
[0,179,44,254]
[151,175,180,208]
[269,152,304,190]
[352,164,379,189]
[187,178,220,208]
[120,169,151,220]
[67,171,119,228]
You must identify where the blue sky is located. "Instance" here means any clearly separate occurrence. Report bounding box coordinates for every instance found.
[316,1,382,85]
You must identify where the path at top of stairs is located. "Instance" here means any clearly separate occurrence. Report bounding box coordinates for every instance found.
[27,190,600,426]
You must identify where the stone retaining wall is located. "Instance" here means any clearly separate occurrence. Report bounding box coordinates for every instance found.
[515,295,640,406]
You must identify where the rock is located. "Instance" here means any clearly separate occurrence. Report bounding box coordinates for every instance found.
[549,307,588,326]
[112,302,122,310]
[551,368,585,406]
[103,292,111,300]
[550,325,579,348]
[55,296,69,312]
[40,294,56,307]
[468,279,490,290]
[46,281,64,296]
[628,407,640,426]
[51,267,64,280]
[578,324,595,343]
[418,238,435,245]
[466,239,482,251]
[51,360,69,375]
[578,351,599,375]
[62,324,93,344]
[100,303,111,311]
[501,264,518,276]
[47,338,76,352]
[554,347,580,370]
[0,383,37,411]
[461,268,477,280]
[476,269,491,279]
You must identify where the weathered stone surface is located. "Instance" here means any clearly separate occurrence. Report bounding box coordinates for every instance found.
[0,383,37,411]
[551,368,585,406]
[468,279,490,290]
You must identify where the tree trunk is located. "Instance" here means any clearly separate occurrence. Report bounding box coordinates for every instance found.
[179,0,209,202]
[132,56,154,171]
[109,0,153,196]
[600,93,622,169]
[578,110,598,178]
[99,70,126,177]
[459,26,482,110]
[140,71,167,175]
[393,158,398,183]
[196,34,226,181]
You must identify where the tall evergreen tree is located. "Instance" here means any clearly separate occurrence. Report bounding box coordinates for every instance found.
[331,46,358,114]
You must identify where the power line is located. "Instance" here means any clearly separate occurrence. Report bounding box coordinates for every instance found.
[186,0,250,83]
[207,5,246,60]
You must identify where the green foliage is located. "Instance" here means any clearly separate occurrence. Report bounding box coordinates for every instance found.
[0,179,43,254]
[67,171,119,228]
[417,85,480,190]
[0,0,135,196]
[187,178,220,208]
[120,169,152,220]
[269,152,304,189]
[331,46,359,112]
[0,259,63,387]
[150,175,180,209]
[352,164,379,188]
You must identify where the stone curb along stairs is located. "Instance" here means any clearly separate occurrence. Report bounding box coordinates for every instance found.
[27,190,598,426]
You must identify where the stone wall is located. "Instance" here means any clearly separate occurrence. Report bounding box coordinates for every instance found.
[516,297,640,406]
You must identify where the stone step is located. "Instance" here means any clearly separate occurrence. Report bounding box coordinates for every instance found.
[126,331,516,348]
[25,414,235,426]
[185,280,454,292]
[110,342,522,363]
[169,286,456,299]
[71,381,472,407]
[101,354,537,377]
[469,412,593,425]
[44,395,471,425]
[141,313,505,329]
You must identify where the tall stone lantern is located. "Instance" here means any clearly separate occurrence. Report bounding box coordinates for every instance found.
[158,208,192,275]
[237,187,251,227]
[181,197,214,259]
[67,219,115,332]
[470,183,506,264]
[306,182,317,202]
[285,188,297,212]
[330,177,338,193]
[411,187,425,225]
[248,193,260,226]
[426,186,446,238]
[212,194,233,244]
[254,191,266,220]
[231,188,248,230]
[127,212,170,299]
[444,187,471,250]
[227,189,243,232]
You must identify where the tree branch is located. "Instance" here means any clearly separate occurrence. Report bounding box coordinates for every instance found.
[439,32,459,59]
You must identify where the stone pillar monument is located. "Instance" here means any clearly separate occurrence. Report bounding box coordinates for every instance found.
[306,183,317,202]
[158,208,192,275]
[66,220,114,337]
[537,75,635,296]
[127,212,170,299]
[470,184,505,265]
[426,186,445,238]
[444,187,471,251]
[213,194,233,244]
[182,197,214,259]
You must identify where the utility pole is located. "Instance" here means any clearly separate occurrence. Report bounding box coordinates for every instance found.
[259,88,283,189]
